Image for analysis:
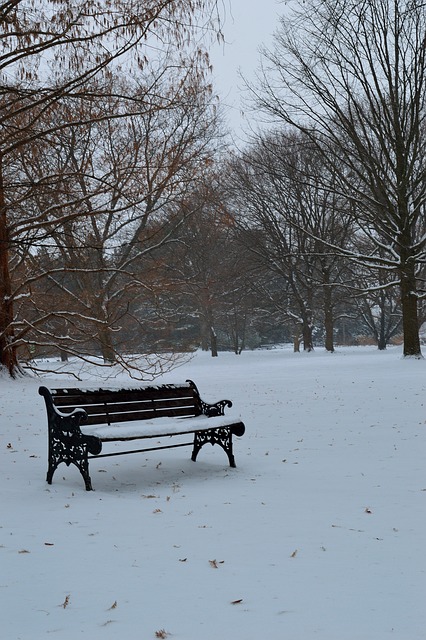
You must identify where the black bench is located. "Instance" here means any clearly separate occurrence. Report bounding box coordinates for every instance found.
[39,380,245,491]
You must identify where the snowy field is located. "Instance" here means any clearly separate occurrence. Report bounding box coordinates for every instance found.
[1,346,425,640]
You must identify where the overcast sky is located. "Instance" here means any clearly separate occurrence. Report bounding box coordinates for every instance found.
[208,0,286,138]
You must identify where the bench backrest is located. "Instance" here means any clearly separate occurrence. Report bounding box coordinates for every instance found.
[46,383,202,426]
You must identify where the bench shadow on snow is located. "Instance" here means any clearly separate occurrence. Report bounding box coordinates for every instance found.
[46,450,243,494]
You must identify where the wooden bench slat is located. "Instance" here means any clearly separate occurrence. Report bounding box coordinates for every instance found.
[55,398,199,417]
[51,386,195,406]
[81,406,198,425]
[55,398,195,413]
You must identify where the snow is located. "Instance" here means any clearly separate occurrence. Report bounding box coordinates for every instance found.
[79,414,244,441]
[1,346,425,639]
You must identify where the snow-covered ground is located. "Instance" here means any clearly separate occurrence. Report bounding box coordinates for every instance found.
[1,346,425,639]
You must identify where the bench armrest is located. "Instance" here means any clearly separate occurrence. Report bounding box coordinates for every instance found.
[38,386,101,455]
[186,379,232,417]
[39,386,87,426]
[201,398,232,417]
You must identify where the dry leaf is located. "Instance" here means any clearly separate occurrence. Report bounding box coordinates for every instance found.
[62,595,70,609]
[155,630,169,639]
[290,549,298,558]
[231,599,243,605]
[209,559,218,568]
[108,601,117,610]
[18,549,30,554]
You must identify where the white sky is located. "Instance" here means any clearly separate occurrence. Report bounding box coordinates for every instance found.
[208,0,286,138]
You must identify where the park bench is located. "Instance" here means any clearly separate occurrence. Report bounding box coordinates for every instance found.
[39,380,245,491]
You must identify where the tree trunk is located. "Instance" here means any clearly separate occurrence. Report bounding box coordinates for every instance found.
[377,294,387,350]
[303,323,314,352]
[210,326,218,357]
[323,272,334,352]
[293,332,300,352]
[0,154,19,377]
[302,315,314,352]
[200,317,209,351]
[232,314,246,355]
[98,325,116,364]
[232,326,239,354]
[400,261,421,357]
[324,310,334,352]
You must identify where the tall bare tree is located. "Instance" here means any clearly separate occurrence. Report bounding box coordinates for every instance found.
[25,72,220,365]
[253,0,426,357]
[0,0,222,375]
[227,132,353,352]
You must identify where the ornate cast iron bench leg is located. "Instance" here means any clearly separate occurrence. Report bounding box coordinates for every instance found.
[47,418,100,491]
[191,428,236,468]
[47,430,93,490]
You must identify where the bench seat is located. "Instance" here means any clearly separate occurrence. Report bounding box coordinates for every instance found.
[80,414,244,441]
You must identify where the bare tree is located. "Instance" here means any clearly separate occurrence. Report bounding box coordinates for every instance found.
[227,131,353,352]
[253,0,426,357]
[0,0,222,376]
[10,66,221,370]
[157,181,246,356]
